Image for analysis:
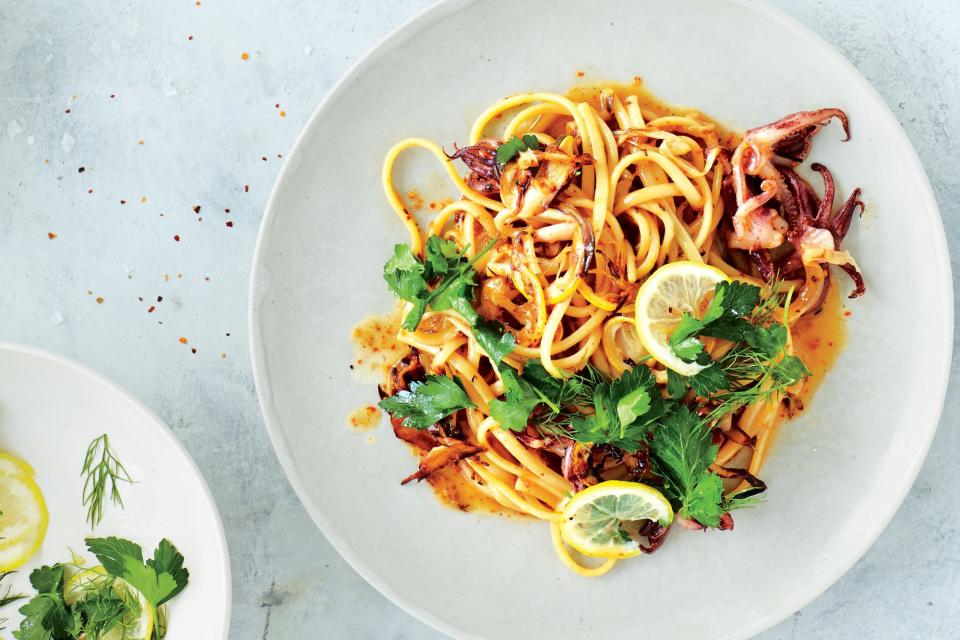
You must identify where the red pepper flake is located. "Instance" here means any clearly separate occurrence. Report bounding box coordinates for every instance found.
[843,310,852,318]
[193,205,201,213]
[47,232,57,239]
[179,337,188,344]
[110,94,116,99]
[188,35,194,41]
[225,220,233,227]
[157,296,163,302]
[244,184,249,192]
[224,208,231,213]
[65,108,71,114]
[260,156,267,161]
[78,166,85,173]
[575,70,584,77]
[241,52,250,60]
[274,103,280,108]
[190,348,197,354]
[276,153,282,158]
[173,234,180,242]
[95,297,104,304]
[88,188,93,194]
[120,199,126,205]
[147,306,155,313]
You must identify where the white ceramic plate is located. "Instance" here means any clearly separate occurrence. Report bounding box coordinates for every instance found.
[249,1,952,638]
[0,344,230,638]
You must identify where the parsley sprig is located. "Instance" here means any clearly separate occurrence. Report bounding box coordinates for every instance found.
[494,134,542,168]
[13,538,189,640]
[383,236,515,364]
[378,375,475,430]
[666,280,810,417]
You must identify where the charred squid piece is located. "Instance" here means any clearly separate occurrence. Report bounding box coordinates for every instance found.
[448,140,501,195]
[392,421,439,453]
[381,351,438,452]
[559,206,596,277]
[810,162,863,244]
[639,520,671,554]
[517,431,572,458]
[400,441,483,485]
[729,109,849,251]
[717,513,735,531]
[500,149,592,219]
[561,442,594,492]
[745,108,849,167]
[779,163,866,298]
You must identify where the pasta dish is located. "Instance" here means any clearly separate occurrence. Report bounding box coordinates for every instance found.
[370,83,864,576]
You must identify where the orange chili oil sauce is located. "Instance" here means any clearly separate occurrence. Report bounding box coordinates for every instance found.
[791,281,848,406]
[349,307,409,385]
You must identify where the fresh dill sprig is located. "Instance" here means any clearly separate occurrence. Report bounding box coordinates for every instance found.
[704,284,808,421]
[751,272,787,325]
[81,434,134,529]
[0,570,26,632]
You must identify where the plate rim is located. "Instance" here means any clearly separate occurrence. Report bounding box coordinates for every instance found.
[0,341,234,640]
[248,0,954,638]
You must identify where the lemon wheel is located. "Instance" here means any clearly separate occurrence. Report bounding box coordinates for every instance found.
[634,261,729,376]
[559,480,673,559]
[65,566,155,640]
[0,452,48,571]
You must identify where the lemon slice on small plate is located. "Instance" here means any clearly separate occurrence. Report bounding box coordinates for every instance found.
[0,452,48,570]
[559,480,674,559]
[634,261,730,376]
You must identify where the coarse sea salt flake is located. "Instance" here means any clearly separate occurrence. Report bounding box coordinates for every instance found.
[7,120,22,138]
[61,132,76,153]
[50,312,64,325]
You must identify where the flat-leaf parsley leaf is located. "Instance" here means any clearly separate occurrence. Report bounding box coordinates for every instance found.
[378,375,475,430]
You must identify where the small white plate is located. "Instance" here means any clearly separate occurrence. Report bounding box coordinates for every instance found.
[250,0,952,638]
[0,343,230,638]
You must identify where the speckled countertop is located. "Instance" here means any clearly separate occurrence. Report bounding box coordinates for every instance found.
[1,1,957,638]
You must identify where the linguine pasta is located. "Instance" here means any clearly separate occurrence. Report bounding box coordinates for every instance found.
[373,84,864,576]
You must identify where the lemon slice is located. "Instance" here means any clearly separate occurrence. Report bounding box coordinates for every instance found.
[106,578,155,640]
[65,566,155,640]
[64,566,111,605]
[0,452,48,570]
[559,480,673,558]
[634,261,730,376]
